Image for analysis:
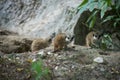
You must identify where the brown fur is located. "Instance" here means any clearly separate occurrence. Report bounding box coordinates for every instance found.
[31,33,55,52]
[31,38,48,51]
[53,33,67,52]
[86,31,98,47]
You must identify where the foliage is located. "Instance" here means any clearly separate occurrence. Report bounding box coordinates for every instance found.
[100,34,113,50]
[77,0,120,28]
[77,0,120,50]
[31,59,50,80]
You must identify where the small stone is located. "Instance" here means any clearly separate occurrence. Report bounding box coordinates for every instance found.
[8,58,12,61]
[91,66,95,69]
[54,54,58,57]
[37,50,44,55]
[47,51,53,55]
[55,66,58,70]
[93,57,104,63]
[100,67,105,72]
[16,57,20,60]
[71,65,75,69]
[32,59,36,62]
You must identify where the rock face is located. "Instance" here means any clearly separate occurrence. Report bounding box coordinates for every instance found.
[0,0,82,38]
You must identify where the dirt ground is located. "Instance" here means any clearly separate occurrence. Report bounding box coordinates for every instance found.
[0,30,120,80]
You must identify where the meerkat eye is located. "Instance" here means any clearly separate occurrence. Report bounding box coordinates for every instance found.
[65,37,70,42]
[67,37,70,39]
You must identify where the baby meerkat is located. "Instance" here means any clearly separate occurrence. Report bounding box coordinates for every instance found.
[53,33,70,52]
[86,31,99,48]
[31,33,55,52]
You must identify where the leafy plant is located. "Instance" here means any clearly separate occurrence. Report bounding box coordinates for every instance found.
[31,59,50,80]
[77,0,120,28]
[77,0,120,50]
[100,34,113,50]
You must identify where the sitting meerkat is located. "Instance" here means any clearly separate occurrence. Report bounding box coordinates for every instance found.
[31,33,55,52]
[53,33,71,52]
[86,31,99,48]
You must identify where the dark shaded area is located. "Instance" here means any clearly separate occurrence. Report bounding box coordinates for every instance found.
[74,10,120,45]
[13,39,33,53]
[74,11,90,45]
[0,30,17,35]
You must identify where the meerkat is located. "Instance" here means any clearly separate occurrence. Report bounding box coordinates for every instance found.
[53,33,70,52]
[86,31,99,48]
[31,33,55,52]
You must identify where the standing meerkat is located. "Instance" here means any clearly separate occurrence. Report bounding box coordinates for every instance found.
[53,33,70,52]
[86,31,99,48]
[31,33,55,52]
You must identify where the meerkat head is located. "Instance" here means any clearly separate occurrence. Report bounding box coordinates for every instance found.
[93,33,98,40]
[65,34,75,44]
[65,36,70,42]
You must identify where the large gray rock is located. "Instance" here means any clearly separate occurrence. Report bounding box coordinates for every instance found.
[0,0,82,38]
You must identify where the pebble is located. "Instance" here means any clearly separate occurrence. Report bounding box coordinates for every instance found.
[93,57,104,63]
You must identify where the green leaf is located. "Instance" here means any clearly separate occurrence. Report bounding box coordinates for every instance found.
[77,0,90,14]
[89,2,97,12]
[113,22,117,27]
[31,59,50,80]
[102,15,115,23]
[86,10,98,29]
[115,18,120,21]
[104,34,108,37]
[78,0,88,8]
[31,60,43,73]
[102,38,105,43]
[89,16,96,29]
[113,18,120,27]
[42,68,49,75]
[115,0,120,9]
[108,35,112,42]
[98,0,105,9]
[87,10,98,23]
[101,2,108,18]
[106,0,112,6]
[78,4,88,14]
